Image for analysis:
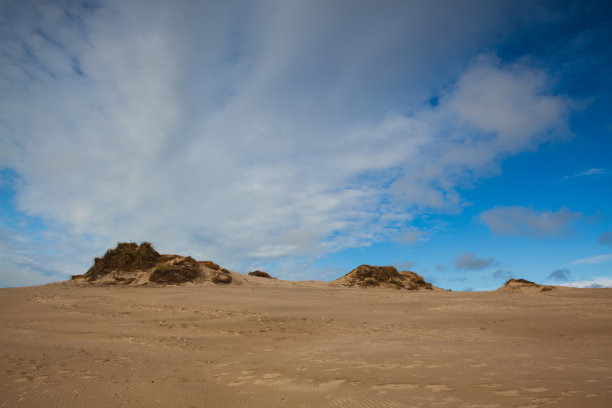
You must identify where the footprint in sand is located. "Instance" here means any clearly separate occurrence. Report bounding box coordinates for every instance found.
[262,372,283,379]
[425,384,452,392]
[372,383,417,390]
[319,379,346,389]
[401,363,424,369]
[533,397,561,403]
[494,389,520,396]
[561,390,583,396]
[253,373,285,385]
[477,383,502,389]
[524,387,548,392]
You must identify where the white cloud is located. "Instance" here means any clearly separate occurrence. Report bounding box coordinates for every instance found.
[572,254,612,265]
[447,54,571,153]
[562,277,612,288]
[480,206,582,237]
[0,1,575,281]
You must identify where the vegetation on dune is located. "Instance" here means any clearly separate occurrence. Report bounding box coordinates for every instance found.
[248,270,275,279]
[499,278,554,292]
[149,257,201,284]
[339,265,433,290]
[199,260,220,270]
[85,242,160,280]
[504,278,535,285]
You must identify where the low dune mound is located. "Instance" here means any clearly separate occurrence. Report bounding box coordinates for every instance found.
[248,270,275,279]
[334,265,433,290]
[498,278,555,293]
[72,242,232,286]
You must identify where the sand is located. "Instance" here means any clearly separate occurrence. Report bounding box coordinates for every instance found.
[1,282,611,407]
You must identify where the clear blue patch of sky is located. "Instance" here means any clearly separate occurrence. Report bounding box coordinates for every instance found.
[0,169,49,242]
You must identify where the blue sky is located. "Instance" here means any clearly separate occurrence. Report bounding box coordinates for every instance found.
[1,0,611,289]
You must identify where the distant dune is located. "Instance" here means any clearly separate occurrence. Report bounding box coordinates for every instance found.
[496,278,556,293]
[331,264,435,290]
[69,243,444,290]
[70,243,563,295]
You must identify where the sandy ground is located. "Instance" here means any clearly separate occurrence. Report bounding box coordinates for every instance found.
[1,283,611,407]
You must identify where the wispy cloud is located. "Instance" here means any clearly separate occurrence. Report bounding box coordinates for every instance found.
[572,254,612,265]
[565,168,605,179]
[455,252,497,270]
[479,206,582,237]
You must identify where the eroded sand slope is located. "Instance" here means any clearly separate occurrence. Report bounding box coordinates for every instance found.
[1,285,611,407]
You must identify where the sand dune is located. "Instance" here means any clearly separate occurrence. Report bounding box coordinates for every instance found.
[1,281,612,407]
[2,243,611,407]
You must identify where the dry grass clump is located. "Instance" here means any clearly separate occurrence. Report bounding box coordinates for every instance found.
[352,265,400,286]
[211,269,232,284]
[336,265,432,290]
[248,270,275,279]
[199,261,220,270]
[499,278,555,292]
[149,257,201,284]
[505,278,535,285]
[85,242,160,281]
[401,271,433,290]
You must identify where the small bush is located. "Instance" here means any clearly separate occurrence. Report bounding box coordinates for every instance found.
[248,270,274,279]
[505,278,535,285]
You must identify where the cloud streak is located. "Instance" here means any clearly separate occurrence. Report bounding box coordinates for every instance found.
[479,206,581,237]
[572,254,612,265]
[565,168,605,179]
